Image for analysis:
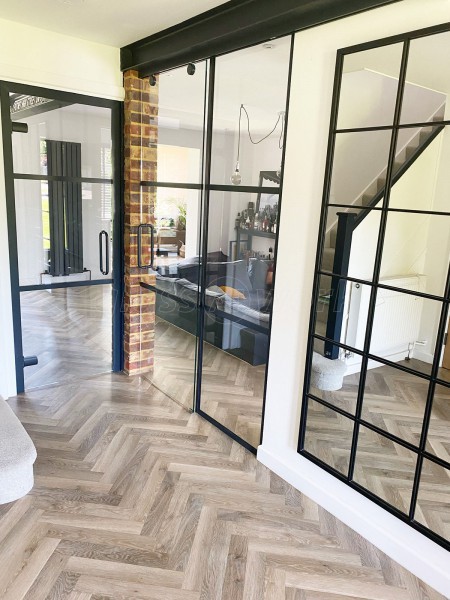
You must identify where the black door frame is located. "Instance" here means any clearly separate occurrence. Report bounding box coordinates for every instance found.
[0,81,124,393]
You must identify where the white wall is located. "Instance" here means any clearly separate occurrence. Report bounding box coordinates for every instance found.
[259,1,450,596]
[0,18,122,99]
[0,19,122,398]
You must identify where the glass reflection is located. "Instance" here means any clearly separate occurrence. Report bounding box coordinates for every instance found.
[353,426,417,514]
[361,361,429,447]
[380,212,450,298]
[369,290,442,376]
[211,37,291,187]
[199,191,278,448]
[400,31,450,125]
[320,206,381,283]
[11,95,112,179]
[415,458,450,541]
[303,398,354,475]
[426,384,450,464]
[337,44,403,129]
[330,131,391,207]
[313,274,371,353]
[156,62,206,184]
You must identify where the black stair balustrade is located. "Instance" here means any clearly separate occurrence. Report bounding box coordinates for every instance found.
[324,212,356,360]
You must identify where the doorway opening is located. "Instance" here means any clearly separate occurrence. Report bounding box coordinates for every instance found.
[1,83,123,393]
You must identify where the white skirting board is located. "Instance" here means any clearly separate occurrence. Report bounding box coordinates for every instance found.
[257,446,450,597]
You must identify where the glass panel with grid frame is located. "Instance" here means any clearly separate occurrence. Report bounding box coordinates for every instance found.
[298,25,450,550]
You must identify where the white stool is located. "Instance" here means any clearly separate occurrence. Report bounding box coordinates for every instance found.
[0,399,37,504]
[311,352,347,391]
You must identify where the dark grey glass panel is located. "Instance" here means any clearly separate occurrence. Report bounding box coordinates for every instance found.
[353,425,417,514]
[337,44,403,129]
[303,398,354,476]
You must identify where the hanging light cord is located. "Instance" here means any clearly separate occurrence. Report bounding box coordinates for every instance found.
[278,111,285,149]
[239,104,283,149]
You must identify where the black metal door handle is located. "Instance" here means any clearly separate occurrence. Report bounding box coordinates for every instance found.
[99,230,109,275]
[138,224,154,269]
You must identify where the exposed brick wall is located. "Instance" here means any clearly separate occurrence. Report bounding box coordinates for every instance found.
[123,70,158,375]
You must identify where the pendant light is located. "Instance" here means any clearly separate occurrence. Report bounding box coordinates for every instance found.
[231,104,284,185]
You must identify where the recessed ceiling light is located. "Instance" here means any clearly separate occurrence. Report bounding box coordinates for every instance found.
[57,0,85,5]
[262,42,276,50]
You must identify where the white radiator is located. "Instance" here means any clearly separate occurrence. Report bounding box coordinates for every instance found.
[345,274,426,364]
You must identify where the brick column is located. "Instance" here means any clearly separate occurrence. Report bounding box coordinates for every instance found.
[123,70,158,375]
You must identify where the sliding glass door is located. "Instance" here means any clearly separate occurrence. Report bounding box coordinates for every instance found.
[138,62,207,411]
[137,36,293,449]
[196,37,292,450]
[2,84,122,392]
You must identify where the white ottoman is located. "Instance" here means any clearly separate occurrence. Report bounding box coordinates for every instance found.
[0,399,37,504]
[311,352,347,391]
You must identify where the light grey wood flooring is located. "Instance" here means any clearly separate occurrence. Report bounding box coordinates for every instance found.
[1,372,446,600]
[20,286,113,390]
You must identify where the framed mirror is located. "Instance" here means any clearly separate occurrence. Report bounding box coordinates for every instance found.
[298,23,450,551]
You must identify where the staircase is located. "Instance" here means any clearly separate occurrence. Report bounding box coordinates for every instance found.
[316,104,446,356]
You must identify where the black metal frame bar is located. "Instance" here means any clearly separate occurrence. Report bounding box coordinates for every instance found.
[14,173,113,184]
[297,21,450,551]
[0,80,124,392]
[120,0,402,75]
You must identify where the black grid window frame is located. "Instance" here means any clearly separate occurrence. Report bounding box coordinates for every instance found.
[1,81,124,393]
[297,22,450,552]
[138,34,294,454]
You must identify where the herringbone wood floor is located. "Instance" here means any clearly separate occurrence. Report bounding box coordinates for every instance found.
[21,288,264,449]
[151,317,265,448]
[305,363,450,544]
[21,287,113,390]
[1,373,446,600]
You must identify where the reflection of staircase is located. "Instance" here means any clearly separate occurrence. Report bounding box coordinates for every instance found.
[318,107,446,357]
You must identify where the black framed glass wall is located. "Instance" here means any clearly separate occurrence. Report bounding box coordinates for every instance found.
[138,61,208,412]
[1,83,123,392]
[298,24,450,550]
[139,35,293,451]
[197,37,292,451]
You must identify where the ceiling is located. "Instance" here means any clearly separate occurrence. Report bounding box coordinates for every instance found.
[0,0,231,47]
[158,37,292,133]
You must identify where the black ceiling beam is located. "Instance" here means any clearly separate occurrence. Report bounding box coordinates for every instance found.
[120,0,402,76]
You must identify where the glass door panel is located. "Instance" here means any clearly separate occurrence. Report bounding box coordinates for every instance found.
[156,62,206,184]
[11,94,112,179]
[140,60,207,411]
[9,91,119,391]
[211,37,291,187]
[20,286,113,389]
[199,190,278,448]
